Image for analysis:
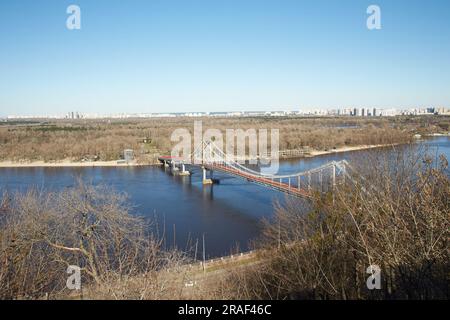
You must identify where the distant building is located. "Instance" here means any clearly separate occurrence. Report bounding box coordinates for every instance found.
[380,108,399,116]
[436,107,450,115]
[66,111,83,119]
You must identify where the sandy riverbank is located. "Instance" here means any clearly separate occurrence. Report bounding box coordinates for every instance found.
[0,160,152,168]
[0,143,405,168]
[307,143,401,157]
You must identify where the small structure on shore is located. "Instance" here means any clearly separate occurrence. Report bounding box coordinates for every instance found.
[117,149,134,165]
[124,149,134,163]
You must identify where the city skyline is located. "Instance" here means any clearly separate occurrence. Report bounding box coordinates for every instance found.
[5,106,449,120]
[1,0,450,116]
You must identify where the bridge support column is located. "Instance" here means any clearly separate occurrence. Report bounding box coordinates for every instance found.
[171,160,179,174]
[179,163,190,176]
[202,166,213,185]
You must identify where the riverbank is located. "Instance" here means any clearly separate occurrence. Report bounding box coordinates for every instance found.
[1,137,448,168]
[0,143,406,168]
[307,143,401,157]
[0,160,150,168]
[304,133,449,157]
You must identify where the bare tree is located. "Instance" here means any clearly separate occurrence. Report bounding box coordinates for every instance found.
[0,180,188,299]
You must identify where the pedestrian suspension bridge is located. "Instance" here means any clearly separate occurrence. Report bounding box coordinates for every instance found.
[158,141,353,198]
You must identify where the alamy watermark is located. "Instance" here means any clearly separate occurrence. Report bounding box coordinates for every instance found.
[171,121,280,175]
[65,4,381,31]
[66,265,81,290]
[366,264,381,290]
[367,5,382,30]
[66,5,81,30]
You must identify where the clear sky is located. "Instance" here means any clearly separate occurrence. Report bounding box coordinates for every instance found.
[0,0,449,116]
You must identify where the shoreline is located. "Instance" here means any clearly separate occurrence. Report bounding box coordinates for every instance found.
[306,143,401,157]
[0,160,154,168]
[0,143,408,168]
[0,134,448,168]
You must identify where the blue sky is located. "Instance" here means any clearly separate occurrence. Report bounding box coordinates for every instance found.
[0,0,449,116]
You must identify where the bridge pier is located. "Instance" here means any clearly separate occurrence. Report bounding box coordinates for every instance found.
[202,166,213,185]
[178,163,191,176]
[171,160,179,173]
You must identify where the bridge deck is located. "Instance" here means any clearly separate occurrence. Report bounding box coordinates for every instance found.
[205,164,312,198]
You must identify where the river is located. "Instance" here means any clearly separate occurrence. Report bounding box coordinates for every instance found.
[1,136,449,258]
